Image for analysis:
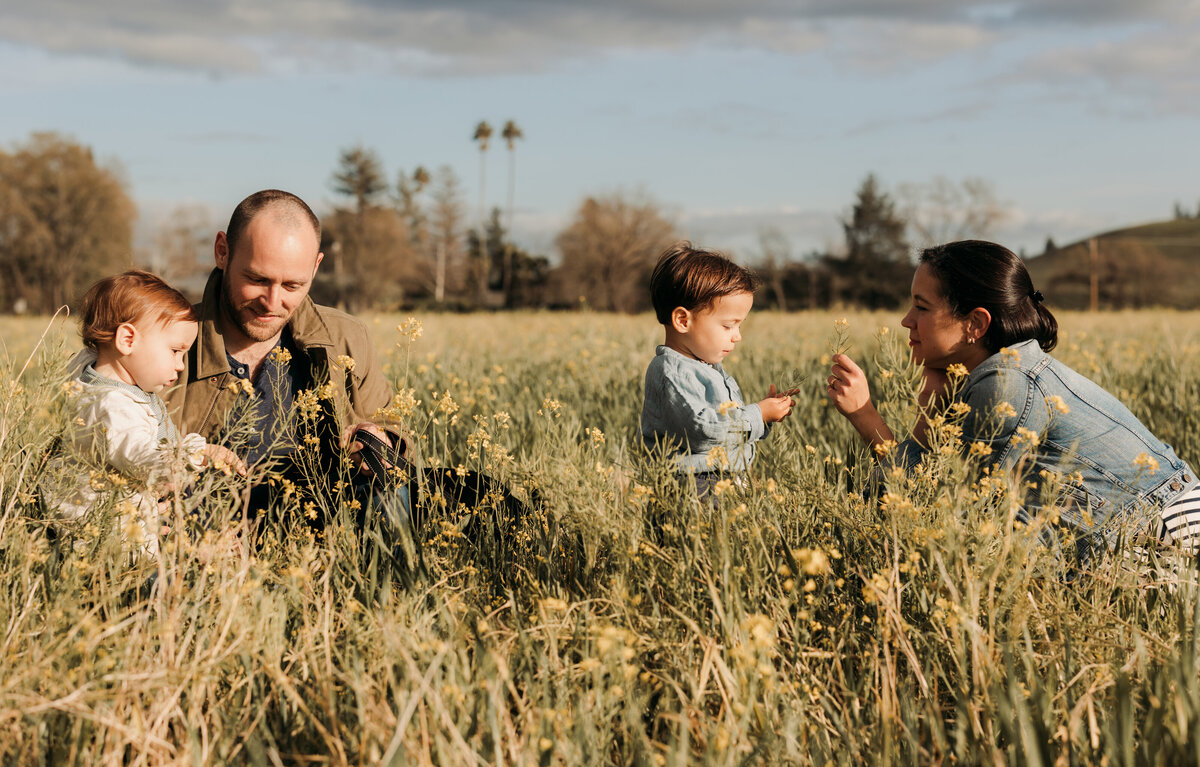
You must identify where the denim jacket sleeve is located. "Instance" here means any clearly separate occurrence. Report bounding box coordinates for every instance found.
[959,365,1050,473]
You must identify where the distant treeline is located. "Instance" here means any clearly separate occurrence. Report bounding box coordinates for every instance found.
[3,132,1196,314]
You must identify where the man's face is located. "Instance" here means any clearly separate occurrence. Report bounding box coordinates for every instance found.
[216,213,323,346]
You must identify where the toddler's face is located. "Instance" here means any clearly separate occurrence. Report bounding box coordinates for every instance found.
[124,318,199,393]
[679,291,753,364]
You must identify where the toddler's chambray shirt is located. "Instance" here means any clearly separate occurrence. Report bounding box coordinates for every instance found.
[641,345,769,474]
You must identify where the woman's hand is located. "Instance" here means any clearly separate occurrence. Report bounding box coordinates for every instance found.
[826,353,895,449]
[827,353,872,417]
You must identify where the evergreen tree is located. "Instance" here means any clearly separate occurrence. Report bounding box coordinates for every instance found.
[827,174,911,309]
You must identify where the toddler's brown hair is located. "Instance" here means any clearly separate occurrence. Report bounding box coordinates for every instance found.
[649,241,759,325]
[80,270,197,350]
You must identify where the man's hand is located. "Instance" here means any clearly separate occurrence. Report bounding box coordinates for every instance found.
[343,422,392,475]
[758,384,797,423]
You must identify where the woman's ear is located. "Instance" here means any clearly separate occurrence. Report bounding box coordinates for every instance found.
[966,307,992,343]
[670,306,691,334]
[113,322,138,355]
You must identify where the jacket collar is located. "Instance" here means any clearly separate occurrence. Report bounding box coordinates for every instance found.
[194,268,335,379]
[969,338,1042,382]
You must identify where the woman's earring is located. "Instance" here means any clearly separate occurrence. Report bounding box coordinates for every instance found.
[967,337,976,345]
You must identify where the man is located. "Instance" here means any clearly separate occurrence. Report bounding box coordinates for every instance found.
[164,189,408,522]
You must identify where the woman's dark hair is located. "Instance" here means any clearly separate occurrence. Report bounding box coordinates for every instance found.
[919,240,1058,353]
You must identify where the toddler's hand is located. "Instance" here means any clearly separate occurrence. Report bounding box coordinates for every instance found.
[826,353,872,416]
[759,384,795,423]
[202,443,247,476]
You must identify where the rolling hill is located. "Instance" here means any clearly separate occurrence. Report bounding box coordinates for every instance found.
[1024,218,1200,309]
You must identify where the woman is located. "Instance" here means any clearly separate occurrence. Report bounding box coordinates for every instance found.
[826,239,1198,561]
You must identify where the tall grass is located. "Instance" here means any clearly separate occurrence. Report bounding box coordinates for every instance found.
[3,310,1200,765]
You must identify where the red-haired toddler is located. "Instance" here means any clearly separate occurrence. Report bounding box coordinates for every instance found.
[46,270,242,555]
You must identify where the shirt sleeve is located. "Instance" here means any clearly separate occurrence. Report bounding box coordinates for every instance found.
[74,390,202,484]
[660,371,767,452]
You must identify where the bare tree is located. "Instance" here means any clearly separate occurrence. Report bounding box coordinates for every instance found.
[898,175,1008,248]
[428,166,467,303]
[554,192,677,312]
[755,228,793,311]
[143,204,214,293]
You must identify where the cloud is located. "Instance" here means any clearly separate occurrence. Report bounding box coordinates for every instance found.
[678,204,842,258]
[0,0,1191,76]
[1010,24,1200,115]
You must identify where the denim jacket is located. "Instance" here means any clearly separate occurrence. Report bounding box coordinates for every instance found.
[641,345,768,473]
[898,339,1196,553]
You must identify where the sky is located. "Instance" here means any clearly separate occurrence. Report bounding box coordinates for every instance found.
[2,0,1199,262]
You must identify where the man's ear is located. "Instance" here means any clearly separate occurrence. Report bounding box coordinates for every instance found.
[113,323,137,355]
[313,250,324,277]
[214,231,230,270]
[966,307,992,342]
[670,306,691,334]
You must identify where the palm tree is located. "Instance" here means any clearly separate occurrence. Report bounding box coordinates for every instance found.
[500,120,524,304]
[472,121,493,224]
[501,120,523,231]
[472,121,494,303]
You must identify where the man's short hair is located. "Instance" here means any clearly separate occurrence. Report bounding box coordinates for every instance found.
[225,189,321,258]
[649,241,760,325]
[80,270,197,350]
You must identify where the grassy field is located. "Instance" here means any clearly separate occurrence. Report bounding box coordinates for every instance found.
[3,309,1200,764]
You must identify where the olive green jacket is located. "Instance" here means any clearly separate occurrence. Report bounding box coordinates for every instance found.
[163,270,395,451]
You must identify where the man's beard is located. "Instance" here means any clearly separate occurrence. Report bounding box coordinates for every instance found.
[221,273,287,343]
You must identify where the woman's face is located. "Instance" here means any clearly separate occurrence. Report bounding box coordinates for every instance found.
[900,263,977,370]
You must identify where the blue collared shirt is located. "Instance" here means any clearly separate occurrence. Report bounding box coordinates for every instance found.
[225,332,299,468]
[641,345,769,473]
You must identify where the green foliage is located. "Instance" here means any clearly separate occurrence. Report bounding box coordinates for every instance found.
[3,311,1200,764]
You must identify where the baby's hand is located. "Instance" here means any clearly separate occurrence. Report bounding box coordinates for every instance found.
[202,443,247,476]
[759,384,796,423]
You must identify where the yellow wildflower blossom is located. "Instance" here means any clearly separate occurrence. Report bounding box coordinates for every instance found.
[1133,453,1160,474]
[1045,395,1070,414]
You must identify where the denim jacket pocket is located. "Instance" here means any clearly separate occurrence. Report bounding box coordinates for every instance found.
[1055,479,1108,529]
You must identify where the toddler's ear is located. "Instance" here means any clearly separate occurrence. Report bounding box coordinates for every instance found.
[670,306,691,333]
[113,322,138,354]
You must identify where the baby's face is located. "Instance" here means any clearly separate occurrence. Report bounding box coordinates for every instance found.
[124,318,198,393]
[682,291,753,364]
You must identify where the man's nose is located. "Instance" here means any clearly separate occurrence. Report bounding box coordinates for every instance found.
[262,285,282,311]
